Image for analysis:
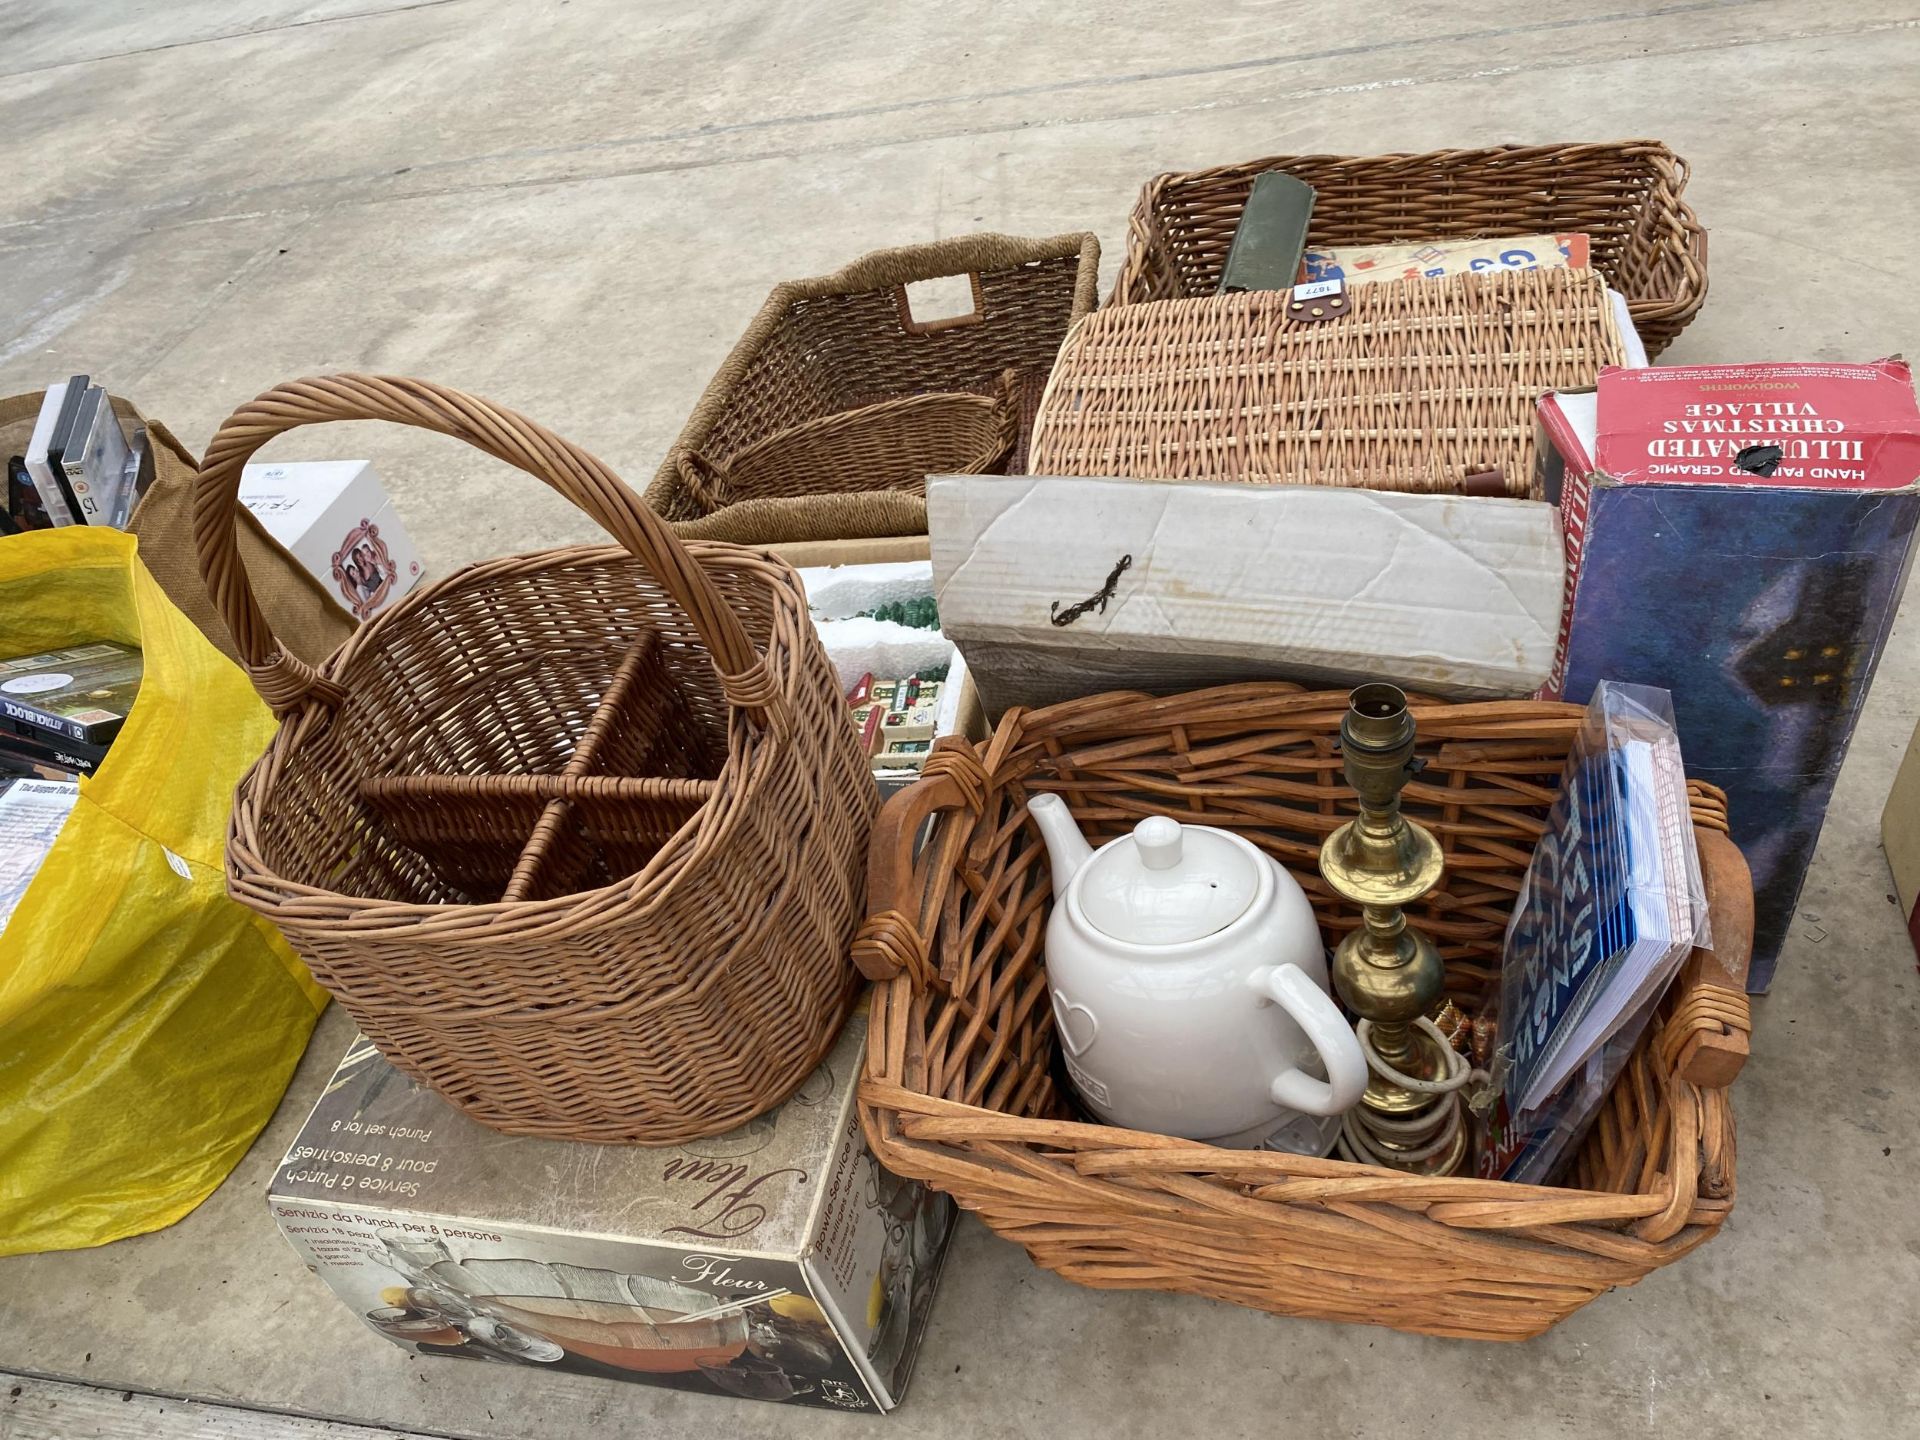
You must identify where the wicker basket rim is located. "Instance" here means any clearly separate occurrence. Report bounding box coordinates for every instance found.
[1137,137,1690,189]
[758,230,1102,307]
[1076,264,1608,315]
[858,1073,1679,1207]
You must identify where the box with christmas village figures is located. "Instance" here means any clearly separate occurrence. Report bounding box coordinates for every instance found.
[1539,360,1920,990]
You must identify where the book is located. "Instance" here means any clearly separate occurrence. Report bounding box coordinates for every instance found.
[0,778,78,939]
[1302,232,1590,288]
[1480,1001,1660,1186]
[1482,681,1705,1180]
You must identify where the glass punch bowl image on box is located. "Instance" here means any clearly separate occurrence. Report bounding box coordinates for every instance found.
[379,1242,750,1375]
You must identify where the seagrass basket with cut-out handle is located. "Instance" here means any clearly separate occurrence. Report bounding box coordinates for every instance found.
[646,231,1101,546]
[853,685,1753,1341]
[193,374,877,1144]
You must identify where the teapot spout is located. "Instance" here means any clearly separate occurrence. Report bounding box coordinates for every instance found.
[1028,793,1094,895]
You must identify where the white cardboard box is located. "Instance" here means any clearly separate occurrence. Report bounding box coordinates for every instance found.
[799,559,987,793]
[267,1011,952,1414]
[930,474,1565,714]
[240,461,425,622]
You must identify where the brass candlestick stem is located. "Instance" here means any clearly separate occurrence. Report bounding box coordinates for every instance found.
[1320,684,1469,1176]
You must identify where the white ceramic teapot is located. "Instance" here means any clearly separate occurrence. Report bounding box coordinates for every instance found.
[1028,794,1367,1154]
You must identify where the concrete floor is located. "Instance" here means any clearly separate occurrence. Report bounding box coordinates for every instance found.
[4,0,1920,1435]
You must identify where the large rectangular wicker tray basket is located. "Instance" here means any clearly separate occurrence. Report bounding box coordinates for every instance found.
[852,686,1752,1341]
[1110,140,1707,356]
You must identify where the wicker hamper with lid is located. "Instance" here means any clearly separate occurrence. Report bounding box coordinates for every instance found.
[646,231,1101,546]
[1028,267,1623,496]
[853,686,1753,1340]
[193,374,877,1145]
[1110,140,1707,355]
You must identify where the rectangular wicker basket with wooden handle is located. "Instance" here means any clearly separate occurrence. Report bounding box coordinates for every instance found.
[853,687,1752,1340]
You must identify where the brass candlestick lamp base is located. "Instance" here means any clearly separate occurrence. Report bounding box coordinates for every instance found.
[1320,684,1470,1176]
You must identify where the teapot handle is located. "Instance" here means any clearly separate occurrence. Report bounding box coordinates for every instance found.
[1247,964,1368,1117]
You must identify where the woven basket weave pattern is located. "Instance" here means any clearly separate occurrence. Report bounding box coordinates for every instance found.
[1110,141,1707,356]
[855,686,1747,1340]
[685,387,1016,511]
[1028,268,1624,496]
[195,375,877,1144]
[645,232,1100,544]
[696,257,1084,466]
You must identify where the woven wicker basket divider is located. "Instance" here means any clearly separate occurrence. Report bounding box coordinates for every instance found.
[646,231,1100,546]
[193,374,877,1144]
[1028,268,1623,497]
[678,383,1017,513]
[1110,140,1707,356]
[852,686,1752,1340]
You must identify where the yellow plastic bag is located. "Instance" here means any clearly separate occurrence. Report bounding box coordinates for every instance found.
[0,527,327,1256]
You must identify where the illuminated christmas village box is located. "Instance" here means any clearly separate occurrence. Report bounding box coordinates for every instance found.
[1538,361,1920,990]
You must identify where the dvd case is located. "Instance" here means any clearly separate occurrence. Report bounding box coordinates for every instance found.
[43,376,91,523]
[22,380,78,526]
[17,380,144,530]
[59,385,111,524]
[0,641,143,747]
[0,727,111,779]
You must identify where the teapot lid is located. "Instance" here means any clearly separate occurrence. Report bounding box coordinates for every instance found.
[1076,817,1262,945]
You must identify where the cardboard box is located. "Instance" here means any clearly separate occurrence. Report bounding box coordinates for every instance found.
[1882,718,1920,959]
[1303,232,1590,287]
[241,461,425,622]
[800,559,988,794]
[929,473,1566,715]
[1540,361,1920,990]
[267,1012,953,1414]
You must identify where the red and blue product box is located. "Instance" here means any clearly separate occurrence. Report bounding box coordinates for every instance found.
[1538,361,1920,991]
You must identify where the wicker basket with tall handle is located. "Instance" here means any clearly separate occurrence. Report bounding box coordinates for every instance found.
[853,686,1753,1340]
[194,374,877,1144]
